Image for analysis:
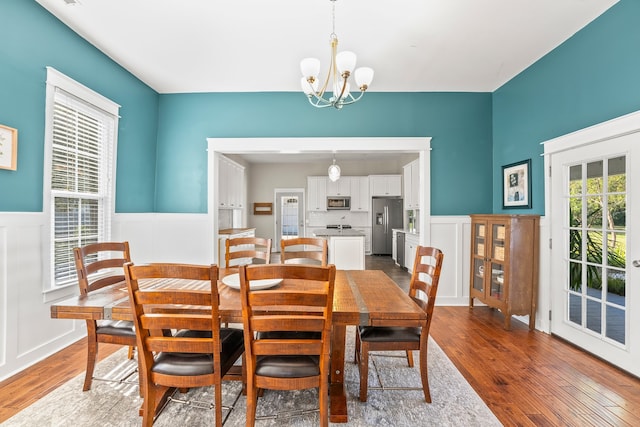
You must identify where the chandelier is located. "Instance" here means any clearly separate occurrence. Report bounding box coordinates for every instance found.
[328,156,341,181]
[300,0,374,109]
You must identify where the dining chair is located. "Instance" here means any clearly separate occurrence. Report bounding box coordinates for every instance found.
[238,263,336,427]
[124,262,245,427]
[280,237,328,266]
[225,237,272,267]
[354,245,444,403]
[73,241,137,391]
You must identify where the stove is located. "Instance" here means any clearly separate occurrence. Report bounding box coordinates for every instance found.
[326,224,352,229]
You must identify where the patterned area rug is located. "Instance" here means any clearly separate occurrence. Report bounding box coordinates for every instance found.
[5,327,500,426]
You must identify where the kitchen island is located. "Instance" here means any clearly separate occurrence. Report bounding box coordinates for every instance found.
[313,229,365,270]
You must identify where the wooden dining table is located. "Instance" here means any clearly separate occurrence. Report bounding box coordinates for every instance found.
[51,268,426,423]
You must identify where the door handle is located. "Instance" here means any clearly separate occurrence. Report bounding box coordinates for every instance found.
[633,260,640,268]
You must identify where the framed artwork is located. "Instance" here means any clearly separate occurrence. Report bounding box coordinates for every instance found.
[502,159,531,209]
[0,124,18,171]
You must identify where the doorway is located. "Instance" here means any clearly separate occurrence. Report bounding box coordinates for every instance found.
[274,189,305,253]
[546,114,640,376]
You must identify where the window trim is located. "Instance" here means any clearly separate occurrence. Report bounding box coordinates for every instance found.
[42,67,120,299]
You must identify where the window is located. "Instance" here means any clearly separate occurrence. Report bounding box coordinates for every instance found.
[44,67,120,289]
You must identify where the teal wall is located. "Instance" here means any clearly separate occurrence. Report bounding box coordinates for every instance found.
[492,0,640,214]
[6,0,636,218]
[0,0,159,212]
[155,92,493,214]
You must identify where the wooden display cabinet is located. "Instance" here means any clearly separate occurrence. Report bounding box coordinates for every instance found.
[469,214,540,330]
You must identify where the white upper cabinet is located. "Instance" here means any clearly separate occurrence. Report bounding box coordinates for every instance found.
[350,176,370,211]
[218,155,245,209]
[307,176,327,211]
[370,174,402,197]
[326,177,351,196]
[403,159,420,210]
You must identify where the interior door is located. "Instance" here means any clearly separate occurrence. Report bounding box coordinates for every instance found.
[274,190,305,252]
[549,132,639,376]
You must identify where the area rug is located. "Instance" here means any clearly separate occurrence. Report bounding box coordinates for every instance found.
[4,327,501,426]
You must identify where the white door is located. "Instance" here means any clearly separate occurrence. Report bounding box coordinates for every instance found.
[274,190,305,252]
[549,130,640,376]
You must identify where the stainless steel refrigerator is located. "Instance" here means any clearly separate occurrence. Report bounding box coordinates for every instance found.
[372,197,403,255]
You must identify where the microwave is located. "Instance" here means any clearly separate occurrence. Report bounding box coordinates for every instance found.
[327,196,351,210]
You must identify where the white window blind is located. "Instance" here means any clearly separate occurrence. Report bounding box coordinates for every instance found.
[45,68,118,288]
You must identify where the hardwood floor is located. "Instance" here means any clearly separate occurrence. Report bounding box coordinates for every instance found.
[2,256,639,426]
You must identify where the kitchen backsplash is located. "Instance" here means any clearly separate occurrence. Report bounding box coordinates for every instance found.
[306,211,370,228]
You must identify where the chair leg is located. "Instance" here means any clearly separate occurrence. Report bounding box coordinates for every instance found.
[354,329,361,364]
[319,377,329,427]
[142,380,155,427]
[83,334,98,391]
[419,338,431,403]
[127,345,134,359]
[406,349,414,367]
[246,381,258,427]
[214,381,223,427]
[358,342,370,402]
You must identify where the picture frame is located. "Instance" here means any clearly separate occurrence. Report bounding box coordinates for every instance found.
[0,124,18,171]
[502,158,531,209]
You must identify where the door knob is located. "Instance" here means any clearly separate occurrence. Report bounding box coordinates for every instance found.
[633,260,640,268]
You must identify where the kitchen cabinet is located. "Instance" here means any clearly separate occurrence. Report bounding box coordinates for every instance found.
[404,232,420,273]
[403,159,420,210]
[328,235,365,270]
[307,176,327,212]
[326,177,351,197]
[469,214,540,330]
[218,228,256,268]
[370,174,402,197]
[218,155,245,209]
[350,176,370,212]
[392,230,398,262]
[353,227,372,255]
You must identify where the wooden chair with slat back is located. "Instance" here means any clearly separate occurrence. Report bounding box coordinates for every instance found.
[280,237,328,266]
[73,241,137,391]
[124,263,245,427]
[238,263,336,427]
[225,237,272,267]
[354,245,444,403]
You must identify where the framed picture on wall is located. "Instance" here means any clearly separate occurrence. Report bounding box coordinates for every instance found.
[0,124,18,171]
[502,159,531,208]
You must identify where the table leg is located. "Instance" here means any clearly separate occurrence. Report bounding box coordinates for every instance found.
[330,324,348,423]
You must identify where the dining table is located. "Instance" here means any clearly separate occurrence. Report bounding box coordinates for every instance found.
[51,267,427,423]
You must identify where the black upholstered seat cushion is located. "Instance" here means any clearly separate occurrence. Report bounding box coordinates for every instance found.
[255,355,320,378]
[358,326,422,342]
[151,328,244,376]
[96,320,136,337]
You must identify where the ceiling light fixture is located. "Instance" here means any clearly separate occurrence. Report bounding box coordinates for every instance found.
[300,0,374,110]
[328,156,341,182]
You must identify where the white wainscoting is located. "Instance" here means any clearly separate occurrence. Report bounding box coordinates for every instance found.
[426,216,472,306]
[0,212,549,382]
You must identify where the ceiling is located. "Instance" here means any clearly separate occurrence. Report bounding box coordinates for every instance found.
[36,0,617,94]
[34,0,617,165]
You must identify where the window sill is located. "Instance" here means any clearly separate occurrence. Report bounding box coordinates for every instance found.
[43,282,77,304]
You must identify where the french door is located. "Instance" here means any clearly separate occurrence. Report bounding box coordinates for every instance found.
[549,129,639,376]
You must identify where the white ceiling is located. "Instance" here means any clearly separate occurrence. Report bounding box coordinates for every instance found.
[36,0,617,94]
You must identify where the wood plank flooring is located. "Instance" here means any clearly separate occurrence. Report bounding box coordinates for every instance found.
[1,255,639,426]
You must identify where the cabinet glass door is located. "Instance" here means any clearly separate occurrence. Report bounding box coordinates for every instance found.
[473,223,486,292]
[490,224,506,300]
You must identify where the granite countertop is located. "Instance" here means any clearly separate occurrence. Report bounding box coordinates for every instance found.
[392,228,420,235]
[219,227,256,235]
[313,229,365,237]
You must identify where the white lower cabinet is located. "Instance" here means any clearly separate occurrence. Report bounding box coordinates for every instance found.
[353,227,372,255]
[405,233,420,273]
[328,236,365,270]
